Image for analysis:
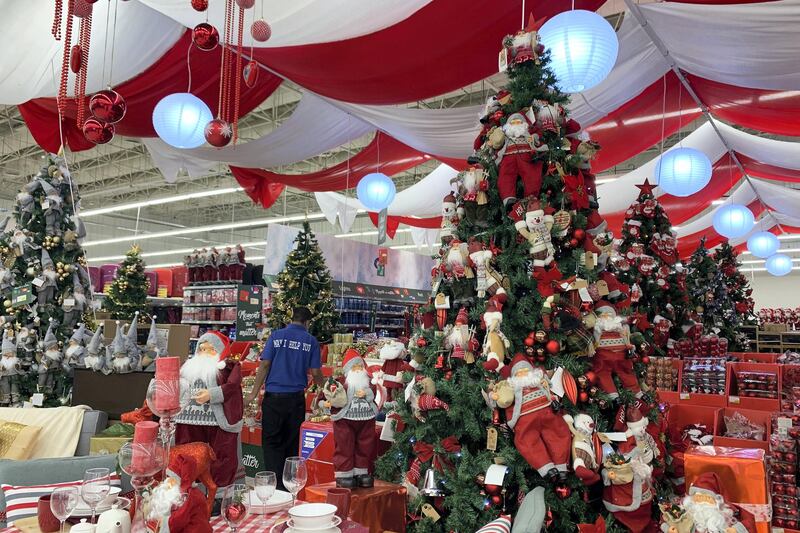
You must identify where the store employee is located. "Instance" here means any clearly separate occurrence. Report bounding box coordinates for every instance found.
[245,306,324,490]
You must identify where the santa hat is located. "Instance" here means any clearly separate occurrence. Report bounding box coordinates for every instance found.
[342,348,365,374]
[38,179,57,196]
[443,192,457,207]
[510,353,534,377]
[41,249,54,269]
[43,319,58,349]
[70,323,86,345]
[195,331,231,368]
[2,329,16,354]
[126,312,140,344]
[167,454,199,493]
[455,307,468,325]
[87,325,103,355]
[625,405,647,431]
[688,472,728,502]
[564,118,582,137]
[111,321,126,354]
[594,300,615,317]
[487,294,505,313]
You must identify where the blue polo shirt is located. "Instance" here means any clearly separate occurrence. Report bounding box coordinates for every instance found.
[262,324,321,393]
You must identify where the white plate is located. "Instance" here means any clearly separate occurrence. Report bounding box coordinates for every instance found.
[286,516,342,531]
[249,489,293,514]
[74,487,122,514]
[288,527,340,533]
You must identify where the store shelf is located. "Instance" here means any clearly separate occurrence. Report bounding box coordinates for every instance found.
[183,303,236,308]
[181,320,235,325]
[336,308,372,313]
[375,324,404,329]
[375,310,405,316]
[184,284,239,290]
[93,293,183,307]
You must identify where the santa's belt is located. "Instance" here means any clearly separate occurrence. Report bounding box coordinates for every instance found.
[505,144,533,155]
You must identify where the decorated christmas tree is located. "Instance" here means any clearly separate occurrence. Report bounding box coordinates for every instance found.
[104,245,149,320]
[612,180,688,356]
[268,222,338,342]
[374,21,665,533]
[712,242,755,349]
[0,153,93,406]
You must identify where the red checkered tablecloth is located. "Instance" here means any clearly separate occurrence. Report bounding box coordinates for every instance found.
[210,508,290,531]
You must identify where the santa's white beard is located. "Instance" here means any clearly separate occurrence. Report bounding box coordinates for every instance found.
[84,354,100,369]
[594,315,624,336]
[682,497,733,532]
[44,348,61,362]
[446,248,463,267]
[113,356,131,371]
[448,326,468,349]
[149,479,183,518]
[508,370,542,390]
[12,233,27,247]
[1,356,18,371]
[65,344,83,359]
[43,269,57,282]
[181,355,220,387]
[462,173,477,192]
[503,121,528,139]
[345,369,370,392]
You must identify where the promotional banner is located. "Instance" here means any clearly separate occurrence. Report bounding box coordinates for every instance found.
[263,224,434,292]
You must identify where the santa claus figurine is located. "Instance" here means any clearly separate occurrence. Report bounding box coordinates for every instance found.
[496,113,546,206]
[511,198,555,268]
[445,308,479,364]
[444,239,475,305]
[491,354,572,483]
[482,295,509,373]
[455,166,490,228]
[669,472,755,533]
[624,407,663,476]
[592,301,640,400]
[601,438,654,533]
[468,239,507,300]
[373,340,412,401]
[175,331,243,493]
[323,349,378,489]
[440,192,460,244]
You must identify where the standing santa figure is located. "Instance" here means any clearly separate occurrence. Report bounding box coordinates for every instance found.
[445,308,479,363]
[495,113,546,206]
[673,472,755,533]
[175,331,243,493]
[491,354,572,483]
[323,349,378,489]
[592,301,640,400]
[511,198,555,268]
[373,339,412,402]
[0,329,20,406]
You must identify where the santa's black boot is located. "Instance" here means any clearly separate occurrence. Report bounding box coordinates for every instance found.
[356,474,374,488]
[336,477,356,489]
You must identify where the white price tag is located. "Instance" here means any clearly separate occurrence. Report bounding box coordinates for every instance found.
[728,395,740,405]
[250,298,259,305]
[498,49,509,73]
[31,393,44,407]
[32,277,44,287]
[680,392,690,400]
[485,464,508,485]
[777,417,792,438]
[64,298,75,306]
[42,200,50,209]
[578,287,592,303]
[22,401,33,409]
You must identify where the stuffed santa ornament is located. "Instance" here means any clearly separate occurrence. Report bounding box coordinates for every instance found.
[591,301,640,400]
[662,472,756,533]
[175,331,243,491]
[482,296,509,373]
[150,453,214,533]
[495,113,545,206]
[564,413,602,485]
[373,340,412,400]
[324,349,378,489]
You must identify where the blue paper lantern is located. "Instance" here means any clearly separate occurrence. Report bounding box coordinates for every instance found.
[712,204,754,239]
[152,93,213,149]
[357,172,396,211]
[655,148,712,197]
[539,10,619,93]
[746,231,780,259]
[766,253,793,276]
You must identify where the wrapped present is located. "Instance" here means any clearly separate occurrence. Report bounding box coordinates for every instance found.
[90,435,132,456]
[684,445,769,533]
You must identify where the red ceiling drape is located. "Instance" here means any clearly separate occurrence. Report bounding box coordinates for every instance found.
[18,31,283,153]
[366,211,441,238]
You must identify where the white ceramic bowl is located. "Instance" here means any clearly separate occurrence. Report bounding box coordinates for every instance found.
[288,503,337,529]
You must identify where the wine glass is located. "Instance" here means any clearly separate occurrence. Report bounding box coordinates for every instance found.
[254,471,277,524]
[222,484,250,532]
[50,487,79,533]
[282,456,307,506]
[81,467,110,524]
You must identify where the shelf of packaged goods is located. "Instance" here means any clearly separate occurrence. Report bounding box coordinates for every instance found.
[375,310,406,316]
[336,308,372,313]
[375,324,404,329]
[183,284,239,291]
[93,293,183,307]
[339,324,371,328]
[182,303,237,308]
[181,320,235,325]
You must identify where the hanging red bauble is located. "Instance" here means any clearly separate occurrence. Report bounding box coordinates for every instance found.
[573,228,586,242]
[484,484,502,496]
[82,118,114,144]
[193,22,219,51]
[416,338,427,347]
[243,60,259,88]
[569,238,580,248]
[545,339,560,355]
[585,370,598,384]
[641,355,650,365]
[224,502,247,523]
[251,19,272,42]
[204,118,232,147]
[524,336,535,347]
[555,485,571,499]
[579,391,589,403]
[235,0,255,7]
[73,0,94,18]
[70,45,82,73]
[491,495,503,506]
[89,89,127,124]
[191,0,208,11]
[444,370,453,380]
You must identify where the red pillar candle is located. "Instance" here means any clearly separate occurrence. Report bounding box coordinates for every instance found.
[155,357,180,380]
[132,421,159,472]
[154,357,181,413]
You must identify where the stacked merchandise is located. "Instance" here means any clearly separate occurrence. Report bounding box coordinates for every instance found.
[731,370,779,400]
[645,357,679,392]
[182,286,238,323]
[327,333,355,366]
[758,308,800,328]
[770,429,799,529]
[681,358,727,395]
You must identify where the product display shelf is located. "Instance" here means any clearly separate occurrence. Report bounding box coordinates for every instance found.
[756,330,783,353]
[181,319,236,325]
[92,292,183,307]
[183,303,236,308]
[780,330,800,351]
[183,283,239,290]
[335,296,409,336]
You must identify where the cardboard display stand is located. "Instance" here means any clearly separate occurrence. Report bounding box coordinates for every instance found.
[103,320,192,362]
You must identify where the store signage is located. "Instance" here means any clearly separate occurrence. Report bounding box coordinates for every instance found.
[241,443,265,479]
[11,284,33,308]
[236,284,263,341]
[377,208,388,245]
[300,428,328,459]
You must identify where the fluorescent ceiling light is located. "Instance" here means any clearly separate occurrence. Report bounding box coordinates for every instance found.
[711,199,725,205]
[741,247,800,256]
[83,213,326,248]
[741,257,800,265]
[80,187,245,217]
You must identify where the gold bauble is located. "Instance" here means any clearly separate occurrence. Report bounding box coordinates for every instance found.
[3,300,11,308]
[53,236,60,243]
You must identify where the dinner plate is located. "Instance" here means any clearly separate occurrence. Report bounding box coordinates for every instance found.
[285,515,342,532]
[74,487,122,515]
[249,489,293,514]
[270,522,341,533]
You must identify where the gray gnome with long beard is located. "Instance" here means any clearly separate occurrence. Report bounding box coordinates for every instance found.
[62,273,87,330]
[16,180,40,226]
[63,323,87,371]
[37,319,62,394]
[142,317,165,370]
[0,329,20,406]
[37,250,58,305]
[38,179,64,238]
[124,312,142,371]
[84,325,105,372]
[106,321,130,374]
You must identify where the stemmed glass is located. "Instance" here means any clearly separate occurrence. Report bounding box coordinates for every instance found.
[282,457,307,506]
[222,484,250,532]
[254,471,277,524]
[81,467,111,524]
[50,487,79,533]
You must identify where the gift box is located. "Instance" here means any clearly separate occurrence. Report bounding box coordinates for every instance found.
[171,266,189,297]
[684,446,770,533]
[89,436,132,456]
[728,362,781,411]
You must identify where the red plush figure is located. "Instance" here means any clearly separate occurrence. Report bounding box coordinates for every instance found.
[161,454,214,533]
[601,431,655,533]
[592,301,640,400]
[496,113,545,206]
[324,349,378,489]
[491,355,572,483]
[624,407,663,476]
[445,308,474,362]
[174,332,243,492]
[373,340,412,400]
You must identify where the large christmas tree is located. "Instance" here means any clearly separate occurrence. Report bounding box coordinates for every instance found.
[0,153,93,406]
[104,245,149,320]
[613,180,688,355]
[712,242,755,350]
[375,22,664,533]
[268,222,338,342]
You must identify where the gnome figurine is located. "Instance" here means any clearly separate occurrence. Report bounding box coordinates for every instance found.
[142,316,165,369]
[107,321,132,374]
[84,325,106,372]
[37,250,58,305]
[124,312,142,371]
[37,319,62,394]
[0,329,20,406]
[62,272,87,330]
[63,323,87,370]
[39,179,64,237]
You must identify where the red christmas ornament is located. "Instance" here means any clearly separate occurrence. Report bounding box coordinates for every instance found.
[545,511,553,528]
[485,484,502,496]
[555,485,571,499]
[491,495,503,506]
[243,60,259,88]
[573,228,586,242]
[585,370,598,385]
[416,338,427,347]
[193,22,219,51]
[236,0,255,8]
[251,19,272,42]
[641,355,650,365]
[191,0,208,11]
[82,118,114,144]
[545,339,560,355]
[70,45,82,74]
[224,502,247,523]
[524,336,535,347]
[204,118,232,147]
[444,370,453,381]
[579,391,589,403]
[569,238,580,248]
[73,0,93,18]
[89,89,127,124]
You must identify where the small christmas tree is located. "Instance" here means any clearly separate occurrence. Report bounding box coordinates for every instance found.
[104,245,149,320]
[268,222,338,342]
[613,179,688,354]
[0,153,93,405]
[712,242,756,349]
[685,239,736,341]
